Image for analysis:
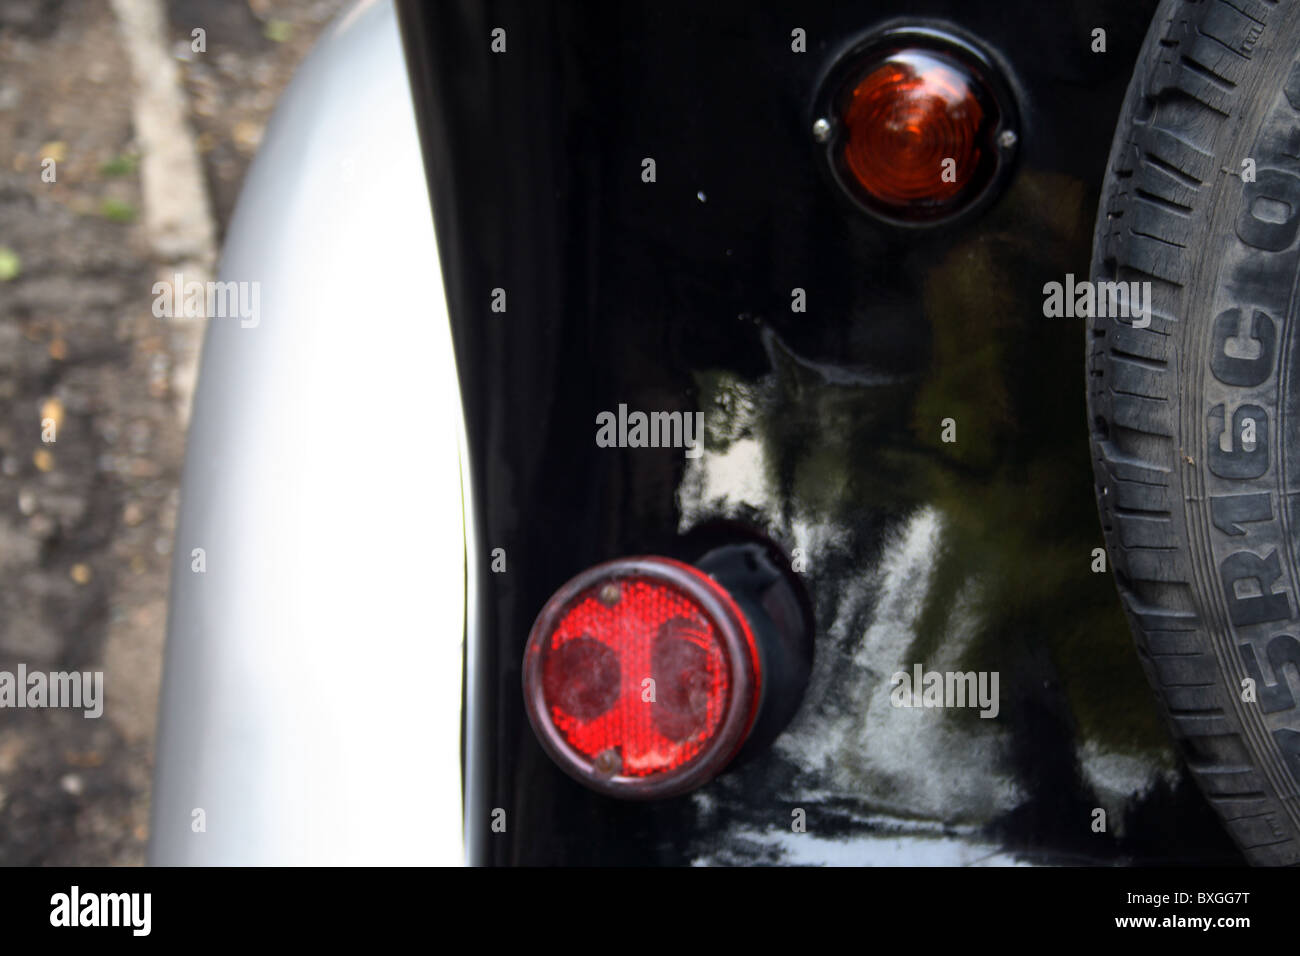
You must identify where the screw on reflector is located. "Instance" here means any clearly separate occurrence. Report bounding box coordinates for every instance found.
[593,749,622,776]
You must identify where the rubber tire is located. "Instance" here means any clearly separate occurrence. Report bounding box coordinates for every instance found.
[1090,0,1300,865]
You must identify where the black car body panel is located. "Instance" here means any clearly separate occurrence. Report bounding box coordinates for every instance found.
[397,0,1243,865]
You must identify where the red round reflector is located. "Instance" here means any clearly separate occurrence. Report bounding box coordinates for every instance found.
[523,557,762,799]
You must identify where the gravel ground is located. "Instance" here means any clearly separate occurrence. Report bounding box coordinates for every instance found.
[0,0,345,866]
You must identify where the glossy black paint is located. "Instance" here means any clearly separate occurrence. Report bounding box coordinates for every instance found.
[398,0,1244,865]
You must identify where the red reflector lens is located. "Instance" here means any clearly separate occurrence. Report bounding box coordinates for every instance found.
[542,579,730,774]
[827,44,1010,224]
[524,557,761,798]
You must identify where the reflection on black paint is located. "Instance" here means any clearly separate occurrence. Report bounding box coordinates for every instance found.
[398,0,1243,865]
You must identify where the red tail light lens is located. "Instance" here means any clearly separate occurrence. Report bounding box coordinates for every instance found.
[523,557,761,798]
[815,32,1017,226]
[842,51,988,210]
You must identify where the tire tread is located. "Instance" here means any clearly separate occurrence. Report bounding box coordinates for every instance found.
[1090,0,1300,866]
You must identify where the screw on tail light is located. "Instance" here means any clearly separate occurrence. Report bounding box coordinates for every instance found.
[812,26,1019,227]
[523,546,811,799]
